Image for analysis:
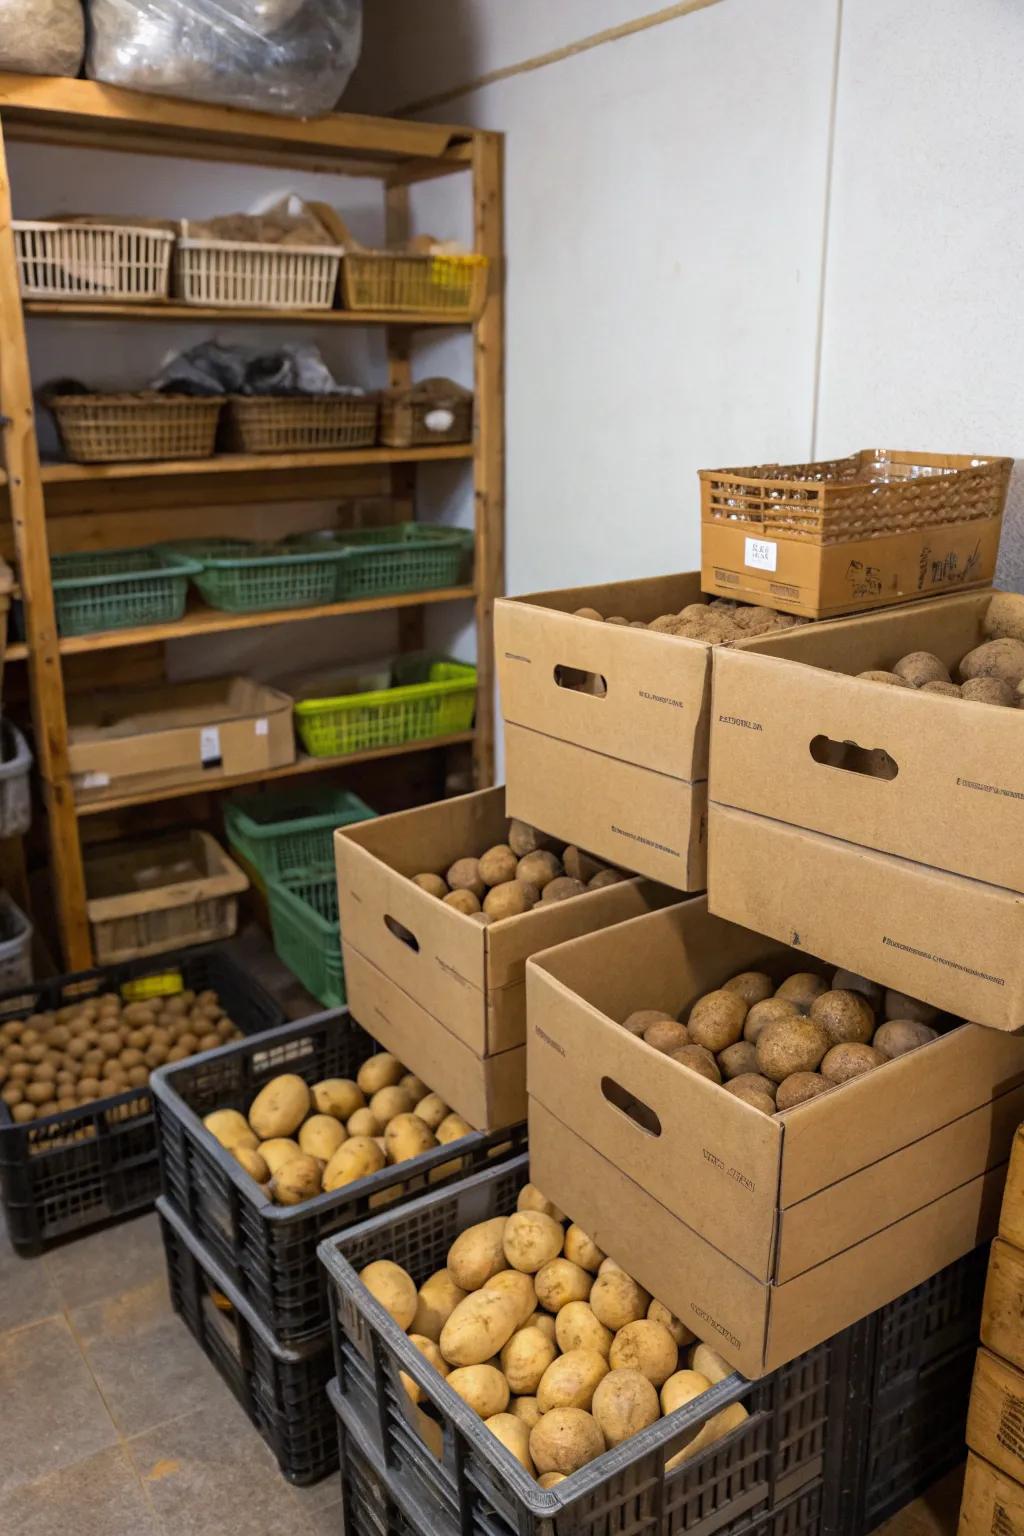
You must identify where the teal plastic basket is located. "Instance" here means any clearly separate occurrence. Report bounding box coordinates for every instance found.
[49,547,201,636]
[266,872,344,1009]
[292,656,477,758]
[223,785,375,886]
[162,538,346,614]
[295,524,472,600]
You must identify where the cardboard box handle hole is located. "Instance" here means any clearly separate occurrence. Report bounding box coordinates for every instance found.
[601,1076,662,1137]
[554,665,607,698]
[809,734,898,781]
[384,914,420,953]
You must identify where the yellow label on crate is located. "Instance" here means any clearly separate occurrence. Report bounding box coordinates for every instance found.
[430,253,485,290]
[120,970,184,1003]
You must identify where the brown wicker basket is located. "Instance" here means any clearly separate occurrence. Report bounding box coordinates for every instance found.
[225,395,379,454]
[48,393,224,463]
[379,378,473,448]
[342,252,488,318]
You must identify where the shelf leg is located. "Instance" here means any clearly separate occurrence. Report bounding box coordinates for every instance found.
[472,131,505,789]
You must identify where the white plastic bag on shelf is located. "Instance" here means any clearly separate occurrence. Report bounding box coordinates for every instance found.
[86,0,363,118]
[0,0,85,77]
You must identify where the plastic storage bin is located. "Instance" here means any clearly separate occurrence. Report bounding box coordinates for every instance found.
[342,252,488,318]
[150,1010,526,1342]
[48,393,224,463]
[166,538,347,614]
[175,225,343,310]
[293,656,477,757]
[13,220,175,301]
[224,785,375,886]
[49,547,201,637]
[265,872,344,1008]
[0,891,32,989]
[0,720,32,838]
[0,945,284,1255]
[298,524,473,600]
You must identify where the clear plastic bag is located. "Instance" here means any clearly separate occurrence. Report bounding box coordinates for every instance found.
[86,0,363,118]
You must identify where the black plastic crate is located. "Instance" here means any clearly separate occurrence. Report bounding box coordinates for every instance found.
[0,944,284,1255]
[158,1196,336,1485]
[151,1009,527,1344]
[318,1153,832,1536]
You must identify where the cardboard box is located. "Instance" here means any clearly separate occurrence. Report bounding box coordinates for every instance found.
[495,574,714,888]
[68,676,294,803]
[335,786,671,1130]
[981,1238,1024,1376]
[526,897,1024,1376]
[711,589,1023,893]
[999,1128,1024,1252]
[959,1452,1024,1536]
[968,1350,1024,1490]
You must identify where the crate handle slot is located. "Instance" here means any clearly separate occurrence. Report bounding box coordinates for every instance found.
[554,665,607,698]
[384,914,420,953]
[809,735,899,781]
[600,1076,662,1137]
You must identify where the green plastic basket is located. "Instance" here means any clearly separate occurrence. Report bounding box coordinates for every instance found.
[162,538,346,614]
[49,547,201,636]
[295,524,472,600]
[266,872,345,1008]
[223,785,376,886]
[292,657,477,758]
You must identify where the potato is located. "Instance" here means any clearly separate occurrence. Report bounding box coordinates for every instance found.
[984,592,1024,643]
[483,881,532,920]
[960,638,1024,688]
[756,1016,830,1081]
[573,607,604,621]
[501,1325,558,1394]
[648,1299,694,1347]
[400,1334,449,1404]
[529,1407,605,1475]
[661,1368,713,1415]
[357,1052,404,1096]
[486,1411,535,1473]
[504,1210,564,1273]
[563,1225,605,1273]
[508,819,553,858]
[411,1269,468,1342]
[447,857,485,898]
[538,1472,568,1489]
[669,1044,722,1084]
[408,1092,446,1132]
[385,1112,438,1163]
[775,973,828,1012]
[893,651,951,687]
[858,669,912,687]
[413,873,449,899]
[399,1073,428,1101]
[821,1042,885,1084]
[510,1396,543,1431]
[445,889,482,916]
[527,1311,558,1344]
[348,1107,383,1138]
[537,1348,609,1412]
[487,1269,538,1327]
[231,1144,270,1184]
[922,680,962,697]
[723,971,774,1006]
[809,990,875,1046]
[479,845,518,887]
[592,1368,660,1447]
[445,1363,510,1418]
[883,990,938,1024]
[322,1136,386,1191]
[831,969,884,1011]
[589,869,623,889]
[534,1258,593,1313]
[311,1078,364,1120]
[517,851,562,890]
[718,1041,760,1079]
[622,1008,673,1037]
[517,1184,564,1220]
[298,1114,347,1161]
[590,1271,651,1331]
[258,1137,302,1175]
[248,1075,310,1139]
[687,991,748,1052]
[961,676,1016,706]
[448,1217,509,1290]
[437,1113,473,1144]
[360,1259,418,1330]
[440,1289,521,1366]
[368,1086,413,1125]
[541,876,587,904]
[724,1071,776,1101]
[273,1154,322,1206]
[556,1301,614,1358]
[775,1072,829,1109]
[609,1319,678,1385]
[666,1402,749,1468]
[873,1019,939,1059]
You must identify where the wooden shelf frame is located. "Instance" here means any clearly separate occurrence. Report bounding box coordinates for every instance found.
[0,78,504,970]
[25,300,469,326]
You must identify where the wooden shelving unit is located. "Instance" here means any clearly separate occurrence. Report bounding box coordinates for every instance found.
[0,74,504,970]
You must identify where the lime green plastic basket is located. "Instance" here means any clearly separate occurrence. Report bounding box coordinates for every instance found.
[50,546,201,636]
[293,657,477,758]
[162,538,345,614]
[294,524,472,600]
[266,872,345,1009]
[223,785,375,886]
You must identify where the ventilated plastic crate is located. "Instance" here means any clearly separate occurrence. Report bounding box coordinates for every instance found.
[224,785,375,886]
[150,1010,526,1343]
[175,227,342,310]
[13,220,174,301]
[297,524,473,600]
[173,538,347,614]
[293,656,477,757]
[0,720,32,839]
[49,546,201,636]
[0,946,284,1256]
[319,1155,831,1536]
[159,1197,337,1484]
[266,872,344,1008]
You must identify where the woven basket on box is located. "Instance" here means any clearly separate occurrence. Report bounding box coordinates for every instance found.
[50,547,201,636]
[266,872,344,1009]
[379,378,473,448]
[699,450,1013,543]
[225,395,378,454]
[49,393,223,463]
[174,223,342,310]
[293,657,477,758]
[162,537,346,614]
[342,251,487,318]
[13,220,175,302]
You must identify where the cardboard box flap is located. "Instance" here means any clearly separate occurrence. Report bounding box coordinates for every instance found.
[732,589,995,669]
[336,787,507,879]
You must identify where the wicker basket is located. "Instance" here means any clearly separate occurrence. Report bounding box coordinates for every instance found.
[49,393,224,463]
[342,252,488,318]
[379,378,473,448]
[13,220,174,302]
[174,223,342,310]
[225,395,378,454]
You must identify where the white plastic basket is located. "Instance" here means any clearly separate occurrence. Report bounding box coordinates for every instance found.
[174,223,343,310]
[13,221,174,302]
[0,721,32,840]
[0,891,32,989]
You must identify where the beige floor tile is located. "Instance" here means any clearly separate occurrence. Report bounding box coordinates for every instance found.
[0,1316,119,1494]
[0,1226,62,1335]
[43,1209,166,1313]
[1,1444,162,1536]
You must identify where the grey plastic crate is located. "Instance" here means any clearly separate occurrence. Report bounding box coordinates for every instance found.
[0,720,31,838]
[0,890,32,988]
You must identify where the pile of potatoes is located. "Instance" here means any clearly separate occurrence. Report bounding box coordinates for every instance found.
[621,967,948,1114]
[412,819,624,923]
[857,611,1024,709]
[203,1051,473,1206]
[0,988,240,1125]
[572,596,806,643]
[359,1183,745,1482]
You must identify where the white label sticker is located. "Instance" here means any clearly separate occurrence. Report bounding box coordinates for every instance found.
[744,536,778,572]
[254,718,269,737]
[200,725,221,764]
[424,407,455,433]
[75,771,110,790]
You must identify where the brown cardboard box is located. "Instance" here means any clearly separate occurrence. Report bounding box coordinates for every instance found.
[335,786,671,1129]
[526,897,1024,1375]
[495,574,714,888]
[959,1452,1024,1536]
[980,1238,1024,1376]
[968,1349,1024,1490]
[67,676,294,803]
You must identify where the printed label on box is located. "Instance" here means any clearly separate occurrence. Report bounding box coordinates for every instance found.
[254,718,269,737]
[744,536,778,572]
[200,725,222,765]
[75,771,110,791]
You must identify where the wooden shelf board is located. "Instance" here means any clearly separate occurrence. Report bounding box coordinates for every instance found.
[39,443,473,485]
[25,301,470,328]
[4,585,474,660]
[75,731,476,816]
